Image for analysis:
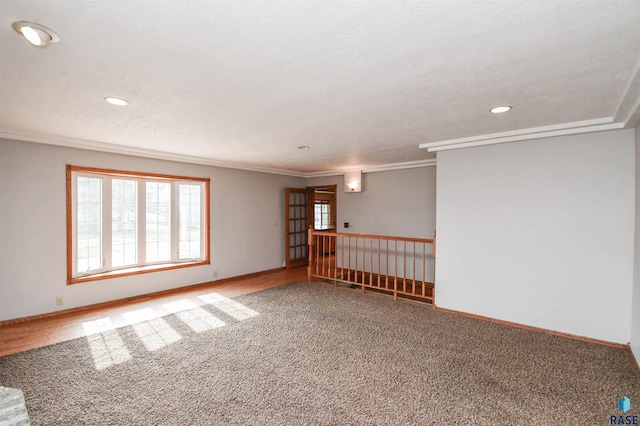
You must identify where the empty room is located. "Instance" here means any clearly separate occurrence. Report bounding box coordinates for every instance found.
[1,1,640,425]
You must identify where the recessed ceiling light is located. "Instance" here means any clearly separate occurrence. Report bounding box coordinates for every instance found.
[11,21,60,47]
[298,146,310,150]
[490,105,512,114]
[105,97,129,106]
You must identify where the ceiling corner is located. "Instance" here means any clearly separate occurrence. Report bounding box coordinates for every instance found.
[613,53,640,128]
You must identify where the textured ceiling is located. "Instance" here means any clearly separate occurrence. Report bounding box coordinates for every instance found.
[1,1,640,175]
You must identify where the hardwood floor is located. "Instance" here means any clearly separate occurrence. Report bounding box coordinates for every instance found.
[0,267,308,357]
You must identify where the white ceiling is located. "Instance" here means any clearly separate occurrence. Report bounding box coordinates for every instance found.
[1,1,640,176]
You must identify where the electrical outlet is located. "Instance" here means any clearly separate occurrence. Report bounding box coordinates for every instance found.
[56,296,64,305]
[212,269,218,278]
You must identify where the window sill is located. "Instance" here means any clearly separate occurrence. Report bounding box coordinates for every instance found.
[68,260,210,285]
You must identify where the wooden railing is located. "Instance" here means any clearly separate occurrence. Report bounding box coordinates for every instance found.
[307,229,436,305]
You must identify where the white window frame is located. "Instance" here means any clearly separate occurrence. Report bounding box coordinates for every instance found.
[67,165,210,284]
[314,200,331,230]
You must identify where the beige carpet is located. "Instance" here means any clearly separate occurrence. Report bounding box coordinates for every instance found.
[0,282,638,425]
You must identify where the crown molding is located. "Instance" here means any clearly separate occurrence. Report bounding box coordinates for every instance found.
[0,128,310,177]
[362,158,437,173]
[0,128,437,178]
[419,117,630,153]
[304,159,437,178]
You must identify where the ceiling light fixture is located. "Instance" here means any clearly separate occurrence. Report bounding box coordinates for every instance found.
[298,146,310,150]
[490,105,512,114]
[11,21,60,47]
[104,97,129,106]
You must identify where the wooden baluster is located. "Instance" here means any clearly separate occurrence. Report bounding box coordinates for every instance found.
[332,233,337,280]
[385,239,389,290]
[348,236,352,281]
[412,241,416,296]
[422,242,426,298]
[322,234,326,277]
[307,227,314,281]
[369,238,373,288]
[361,237,365,293]
[394,240,398,300]
[339,235,344,286]
[307,230,434,303]
[403,241,407,295]
[315,233,320,277]
[377,238,381,288]
[355,237,358,285]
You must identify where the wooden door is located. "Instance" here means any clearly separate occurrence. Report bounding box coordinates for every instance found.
[285,188,312,269]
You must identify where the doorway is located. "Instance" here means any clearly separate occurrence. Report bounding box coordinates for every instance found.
[284,185,337,269]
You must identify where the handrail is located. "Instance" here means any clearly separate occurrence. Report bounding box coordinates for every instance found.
[307,229,436,305]
[306,230,434,244]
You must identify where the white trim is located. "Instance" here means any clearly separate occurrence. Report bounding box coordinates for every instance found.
[363,159,437,173]
[171,182,179,261]
[0,128,437,177]
[305,159,437,178]
[0,128,308,178]
[138,181,146,266]
[103,178,113,272]
[419,118,614,150]
[420,122,624,152]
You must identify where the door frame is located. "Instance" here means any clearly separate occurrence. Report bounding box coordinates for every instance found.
[284,187,313,269]
[284,185,337,270]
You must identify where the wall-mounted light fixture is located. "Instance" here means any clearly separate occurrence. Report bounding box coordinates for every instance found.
[344,170,362,193]
[12,21,60,48]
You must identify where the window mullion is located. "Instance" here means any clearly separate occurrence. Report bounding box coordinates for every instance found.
[171,182,179,261]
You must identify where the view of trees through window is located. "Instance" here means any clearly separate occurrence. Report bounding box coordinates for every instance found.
[314,201,330,230]
[179,183,202,259]
[112,179,138,267]
[68,166,209,283]
[76,176,102,273]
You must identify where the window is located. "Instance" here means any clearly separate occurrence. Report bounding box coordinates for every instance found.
[67,166,209,284]
[314,200,331,230]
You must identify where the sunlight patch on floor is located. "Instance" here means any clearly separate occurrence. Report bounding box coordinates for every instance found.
[163,299,198,313]
[82,317,116,335]
[82,318,131,370]
[124,310,182,352]
[82,294,260,369]
[199,292,259,320]
[163,299,226,333]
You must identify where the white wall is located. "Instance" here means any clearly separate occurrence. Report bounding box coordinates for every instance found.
[436,129,635,344]
[632,123,640,361]
[0,139,304,321]
[307,166,437,239]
